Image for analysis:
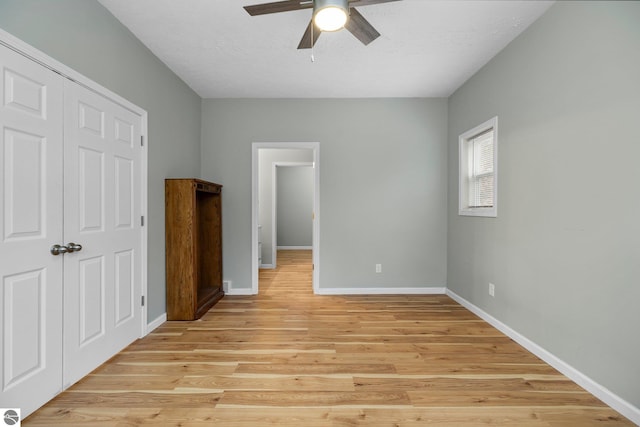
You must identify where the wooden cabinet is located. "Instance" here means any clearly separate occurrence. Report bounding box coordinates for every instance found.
[165,179,224,320]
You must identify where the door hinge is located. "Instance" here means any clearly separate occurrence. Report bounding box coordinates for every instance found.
[141,295,145,306]
[141,216,144,226]
[140,135,144,146]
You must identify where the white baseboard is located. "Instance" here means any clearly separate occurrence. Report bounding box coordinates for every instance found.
[277,246,312,250]
[259,263,275,269]
[225,288,255,296]
[445,289,640,426]
[316,286,446,295]
[145,313,166,335]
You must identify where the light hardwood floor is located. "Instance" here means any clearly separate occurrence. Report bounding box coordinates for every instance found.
[25,250,633,426]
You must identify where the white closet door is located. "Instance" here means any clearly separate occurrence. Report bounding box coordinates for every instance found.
[0,44,64,415]
[62,81,142,387]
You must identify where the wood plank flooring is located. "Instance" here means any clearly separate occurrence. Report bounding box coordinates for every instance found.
[24,250,634,426]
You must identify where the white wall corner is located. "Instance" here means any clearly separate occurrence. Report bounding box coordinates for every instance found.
[445,289,640,426]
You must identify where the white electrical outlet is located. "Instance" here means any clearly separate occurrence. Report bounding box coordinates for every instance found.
[489,283,495,297]
[375,264,382,273]
[223,280,231,292]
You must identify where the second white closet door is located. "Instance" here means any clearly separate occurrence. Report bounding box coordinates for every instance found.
[63,81,142,387]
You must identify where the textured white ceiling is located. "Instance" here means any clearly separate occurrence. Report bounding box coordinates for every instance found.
[97,0,553,98]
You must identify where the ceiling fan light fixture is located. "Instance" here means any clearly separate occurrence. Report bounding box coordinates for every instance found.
[313,0,349,32]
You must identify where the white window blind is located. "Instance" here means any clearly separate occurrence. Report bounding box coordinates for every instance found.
[469,130,494,208]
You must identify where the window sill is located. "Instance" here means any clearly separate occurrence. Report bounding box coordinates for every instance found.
[459,207,497,217]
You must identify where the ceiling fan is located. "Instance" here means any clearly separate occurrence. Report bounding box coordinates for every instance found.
[244,0,402,49]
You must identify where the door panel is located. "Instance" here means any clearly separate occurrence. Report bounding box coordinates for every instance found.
[78,101,104,136]
[3,129,46,239]
[3,269,45,386]
[3,68,47,118]
[63,81,142,387]
[0,43,64,416]
[114,156,133,229]
[115,249,134,325]
[78,256,105,345]
[78,147,104,232]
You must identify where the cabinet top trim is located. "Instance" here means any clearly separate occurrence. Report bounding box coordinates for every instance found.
[165,178,222,194]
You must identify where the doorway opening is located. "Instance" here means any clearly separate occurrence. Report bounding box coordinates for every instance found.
[251,143,320,294]
[271,162,313,268]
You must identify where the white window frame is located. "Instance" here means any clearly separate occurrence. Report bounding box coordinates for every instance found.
[458,116,498,217]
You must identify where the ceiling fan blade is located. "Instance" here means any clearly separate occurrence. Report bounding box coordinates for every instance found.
[348,0,402,7]
[244,0,312,16]
[297,20,322,49]
[345,8,380,46]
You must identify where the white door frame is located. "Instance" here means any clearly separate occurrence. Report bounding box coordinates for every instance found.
[0,28,149,337]
[271,161,314,268]
[251,142,320,295]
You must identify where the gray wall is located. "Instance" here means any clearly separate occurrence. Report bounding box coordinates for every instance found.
[258,149,313,266]
[447,1,640,408]
[0,0,202,322]
[201,98,448,290]
[277,166,313,248]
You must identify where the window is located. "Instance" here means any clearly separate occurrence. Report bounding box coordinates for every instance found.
[459,117,498,217]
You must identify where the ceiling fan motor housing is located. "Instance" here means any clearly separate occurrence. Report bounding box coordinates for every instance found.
[313,0,350,32]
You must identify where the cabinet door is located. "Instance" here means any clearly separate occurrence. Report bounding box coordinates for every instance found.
[0,43,64,416]
[62,81,143,387]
